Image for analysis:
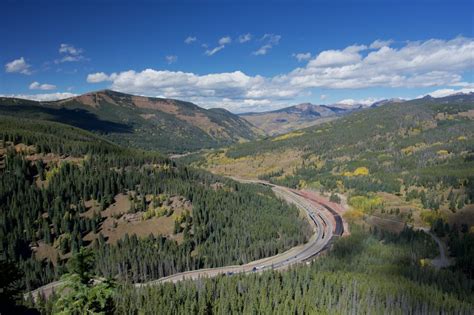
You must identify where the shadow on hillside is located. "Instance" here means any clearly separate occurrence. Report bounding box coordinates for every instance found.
[0,105,132,134]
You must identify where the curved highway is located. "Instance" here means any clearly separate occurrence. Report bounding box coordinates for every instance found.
[27,179,344,298]
[137,180,341,286]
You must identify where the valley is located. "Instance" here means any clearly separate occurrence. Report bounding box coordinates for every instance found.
[1,91,474,314]
[2,1,474,313]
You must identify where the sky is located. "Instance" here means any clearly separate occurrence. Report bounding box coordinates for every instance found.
[1,0,473,113]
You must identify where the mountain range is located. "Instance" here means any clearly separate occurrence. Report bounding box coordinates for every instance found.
[0,90,260,153]
[240,103,353,135]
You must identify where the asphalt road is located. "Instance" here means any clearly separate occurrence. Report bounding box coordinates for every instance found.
[137,180,338,286]
[27,179,342,298]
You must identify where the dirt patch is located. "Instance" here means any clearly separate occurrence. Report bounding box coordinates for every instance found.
[80,199,101,219]
[132,96,179,112]
[14,143,36,154]
[101,193,131,218]
[448,204,474,228]
[457,109,474,119]
[26,153,83,165]
[99,195,192,244]
[66,93,100,108]
[366,215,406,234]
[32,241,60,265]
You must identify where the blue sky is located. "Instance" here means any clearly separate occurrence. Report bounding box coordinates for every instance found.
[1,0,473,112]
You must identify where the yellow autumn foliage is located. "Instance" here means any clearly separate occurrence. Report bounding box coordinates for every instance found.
[343,167,369,177]
[272,131,305,142]
[348,195,383,214]
[343,209,364,223]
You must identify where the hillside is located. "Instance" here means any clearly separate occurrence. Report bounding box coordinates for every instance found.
[0,115,310,292]
[240,102,349,135]
[0,90,260,153]
[198,94,474,228]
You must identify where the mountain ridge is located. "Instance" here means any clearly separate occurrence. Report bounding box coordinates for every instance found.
[239,102,353,135]
[0,90,261,153]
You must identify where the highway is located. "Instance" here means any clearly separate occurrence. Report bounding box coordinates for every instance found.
[27,179,344,298]
[137,179,341,286]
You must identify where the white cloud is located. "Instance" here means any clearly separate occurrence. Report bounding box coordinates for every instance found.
[238,33,252,43]
[335,97,380,108]
[29,81,56,90]
[420,87,474,98]
[308,45,366,68]
[253,34,281,56]
[5,57,31,74]
[165,55,178,64]
[320,94,327,100]
[87,72,115,83]
[205,36,232,56]
[86,37,474,112]
[219,36,232,45]
[293,52,311,62]
[184,36,197,44]
[56,43,85,63]
[59,43,82,55]
[287,36,474,89]
[205,45,225,56]
[86,68,297,112]
[369,39,394,49]
[0,92,77,101]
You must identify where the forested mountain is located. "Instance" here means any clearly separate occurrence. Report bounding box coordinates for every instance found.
[240,102,350,135]
[0,90,260,153]
[201,93,474,193]
[34,226,474,314]
[198,94,474,240]
[110,227,474,314]
[0,115,310,292]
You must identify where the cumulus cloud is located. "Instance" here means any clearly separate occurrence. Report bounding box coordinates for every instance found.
[165,55,178,64]
[369,39,394,49]
[253,34,281,56]
[238,33,252,43]
[5,57,31,74]
[86,68,298,112]
[29,81,56,90]
[293,52,311,62]
[0,92,77,101]
[184,36,197,44]
[287,36,474,89]
[86,37,474,112]
[308,44,366,68]
[86,72,116,83]
[56,44,85,63]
